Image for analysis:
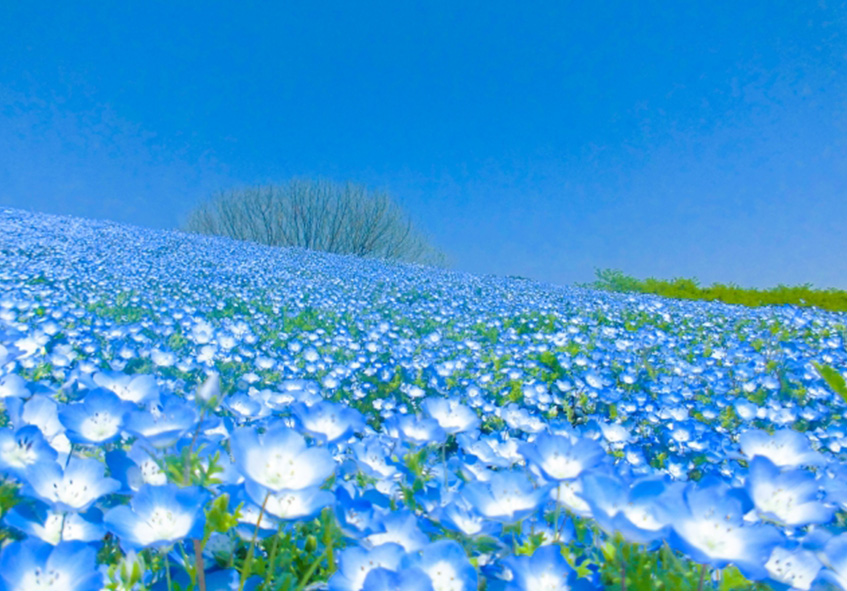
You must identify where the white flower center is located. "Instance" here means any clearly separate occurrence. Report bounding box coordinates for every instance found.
[54,478,92,509]
[80,412,121,441]
[527,571,569,591]
[427,560,463,591]
[2,438,37,468]
[113,384,140,402]
[682,518,743,558]
[351,555,398,590]
[41,514,64,545]
[623,504,664,531]
[544,451,582,479]
[21,567,65,590]
[489,485,536,517]
[140,460,167,485]
[310,414,345,440]
[136,506,191,545]
[755,486,797,521]
[260,450,299,488]
[266,492,308,518]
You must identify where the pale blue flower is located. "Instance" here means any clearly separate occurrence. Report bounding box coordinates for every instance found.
[103,483,209,549]
[0,539,101,591]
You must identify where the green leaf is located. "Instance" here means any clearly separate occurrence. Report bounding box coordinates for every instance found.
[815,362,847,403]
[204,494,240,540]
[719,566,753,591]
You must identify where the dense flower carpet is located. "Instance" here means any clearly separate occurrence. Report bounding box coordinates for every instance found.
[0,207,845,591]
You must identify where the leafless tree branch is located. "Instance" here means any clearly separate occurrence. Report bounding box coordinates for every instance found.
[183,179,446,266]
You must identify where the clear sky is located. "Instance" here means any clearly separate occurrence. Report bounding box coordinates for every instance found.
[2,2,845,288]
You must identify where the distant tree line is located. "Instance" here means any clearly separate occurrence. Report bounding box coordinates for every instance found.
[582,268,847,312]
[184,179,446,266]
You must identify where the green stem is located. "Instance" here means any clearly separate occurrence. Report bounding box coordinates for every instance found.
[264,524,285,588]
[64,443,75,469]
[322,508,335,574]
[164,551,173,591]
[620,558,626,591]
[183,407,208,485]
[441,442,448,488]
[619,538,627,591]
[239,491,270,591]
[553,485,562,541]
[295,549,327,591]
[512,520,522,554]
[697,564,707,591]
[194,539,207,591]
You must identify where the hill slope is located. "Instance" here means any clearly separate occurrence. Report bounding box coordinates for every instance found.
[1,207,846,590]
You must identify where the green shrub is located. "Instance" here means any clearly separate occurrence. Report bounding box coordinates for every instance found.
[581,268,847,313]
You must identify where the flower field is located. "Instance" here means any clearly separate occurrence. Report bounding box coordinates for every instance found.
[0,207,846,591]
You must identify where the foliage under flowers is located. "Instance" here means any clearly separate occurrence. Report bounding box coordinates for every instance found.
[0,207,846,590]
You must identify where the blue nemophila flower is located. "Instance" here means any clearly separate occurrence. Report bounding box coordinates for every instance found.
[821,533,847,590]
[58,388,134,444]
[438,496,499,538]
[6,395,65,447]
[0,539,102,591]
[93,371,159,404]
[0,373,29,399]
[4,502,104,544]
[361,567,434,591]
[403,539,478,591]
[328,543,407,591]
[745,456,835,527]
[422,397,480,435]
[106,441,168,493]
[0,424,58,478]
[596,420,634,448]
[500,544,586,591]
[520,433,606,481]
[738,429,825,468]
[245,480,334,520]
[292,400,365,444]
[334,485,381,539]
[124,395,197,448]
[0,340,21,367]
[501,404,547,434]
[549,479,593,519]
[387,414,447,446]
[822,464,847,511]
[462,470,550,523]
[351,437,399,480]
[103,483,209,549]
[224,391,270,421]
[233,490,281,538]
[25,456,120,512]
[459,433,520,468]
[764,545,822,591]
[364,510,430,552]
[231,422,335,491]
[668,480,783,580]
[194,371,221,408]
[581,473,679,545]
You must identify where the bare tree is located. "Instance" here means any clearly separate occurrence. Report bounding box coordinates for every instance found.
[183,179,447,266]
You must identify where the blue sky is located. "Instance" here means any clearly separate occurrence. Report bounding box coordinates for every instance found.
[2,2,845,288]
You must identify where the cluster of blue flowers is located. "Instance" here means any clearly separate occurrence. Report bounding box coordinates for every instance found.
[0,207,845,591]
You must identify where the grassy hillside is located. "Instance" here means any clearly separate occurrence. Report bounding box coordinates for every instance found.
[0,208,845,590]
[583,268,847,313]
